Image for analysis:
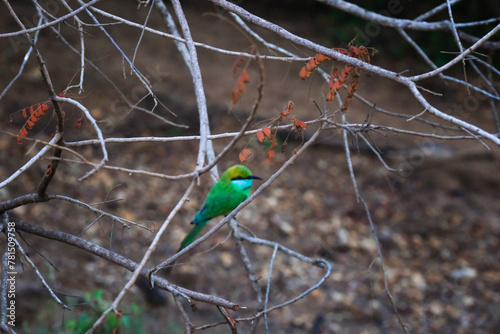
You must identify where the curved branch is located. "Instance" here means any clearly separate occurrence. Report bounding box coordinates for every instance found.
[410,23,500,81]
[0,132,62,191]
[0,0,101,38]
[319,0,500,52]
[55,96,108,181]
[9,215,240,309]
[210,0,500,146]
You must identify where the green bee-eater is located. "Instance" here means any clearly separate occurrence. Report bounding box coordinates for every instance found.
[178,165,261,252]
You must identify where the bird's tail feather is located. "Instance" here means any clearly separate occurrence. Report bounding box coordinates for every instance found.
[165,222,207,275]
[178,222,206,252]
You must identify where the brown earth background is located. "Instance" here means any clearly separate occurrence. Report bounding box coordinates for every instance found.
[1,1,500,333]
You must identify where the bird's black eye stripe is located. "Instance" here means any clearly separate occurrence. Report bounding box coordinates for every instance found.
[232,175,262,181]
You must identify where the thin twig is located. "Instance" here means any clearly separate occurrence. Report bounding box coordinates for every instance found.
[11,234,68,308]
[131,0,155,72]
[174,295,194,334]
[55,96,108,181]
[0,16,42,102]
[358,134,403,172]
[230,220,263,333]
[59,0,86,93]
[169,0,211,171]
[446,0,470,95]
[406,108,428,122]
[90,6,309,62]
[0,0,101,38]
[410,23,500,81]
[359,197,410,334]
[264,245,278,334]
[342,113,409,333]
[77,0,157,118]
[0,132,62,190]
[415,0,462,21]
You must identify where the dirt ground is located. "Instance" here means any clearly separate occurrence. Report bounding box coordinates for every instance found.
[1,1,500,333]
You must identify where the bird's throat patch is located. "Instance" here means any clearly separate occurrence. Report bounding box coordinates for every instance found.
[231,179,253,192]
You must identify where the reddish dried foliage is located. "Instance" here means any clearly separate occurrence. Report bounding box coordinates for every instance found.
[299,39,376,112]
[239,100,307,164]
[16,103,50,144]
[239,148,252,163]
[231,70,250,105]
[299,54,331,80]
[15,92,67,144]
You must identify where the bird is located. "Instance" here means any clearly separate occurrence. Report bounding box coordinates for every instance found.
[177,165,261,253]
[138,164,262,298]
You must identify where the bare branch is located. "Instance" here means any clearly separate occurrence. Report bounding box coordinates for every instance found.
[264,245,278,333]
[342,112,409,333]
[174,295,194,334]
[410,23,500,81]
[318,0,449,31]
[55,96,108,181]
[0,132,62,190]
[229,220,263,333]
[9,215,239,309]
[0,0,101,38]
[169,0,212,171]
[0,17,42,102]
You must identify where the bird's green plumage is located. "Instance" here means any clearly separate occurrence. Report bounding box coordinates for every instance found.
[179,222,206,251]
[177,165,260,252]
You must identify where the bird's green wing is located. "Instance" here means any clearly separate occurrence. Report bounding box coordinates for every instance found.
[194,181,248,224]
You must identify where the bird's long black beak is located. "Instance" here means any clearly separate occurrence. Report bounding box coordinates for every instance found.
[248,175,262,180]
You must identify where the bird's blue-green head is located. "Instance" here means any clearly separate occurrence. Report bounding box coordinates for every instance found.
[221,165,261,194]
